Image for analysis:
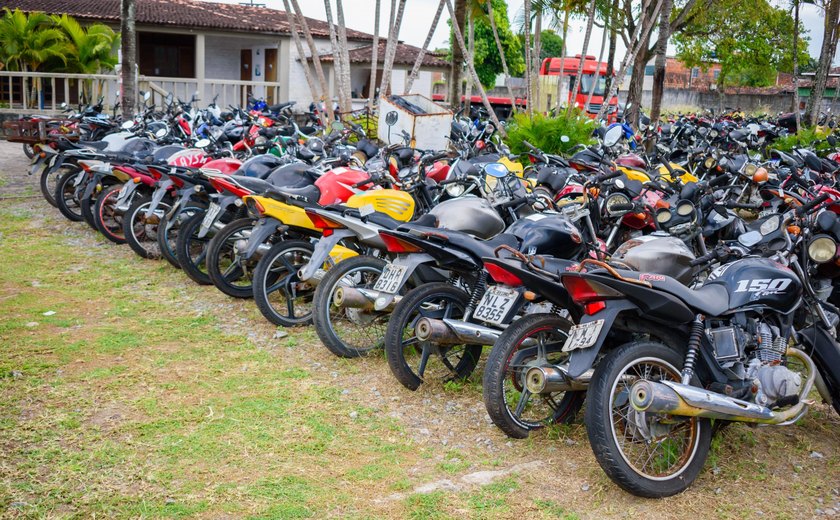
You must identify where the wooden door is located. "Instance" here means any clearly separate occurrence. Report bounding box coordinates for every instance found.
[264,48,277,103]
[240,49,252,105]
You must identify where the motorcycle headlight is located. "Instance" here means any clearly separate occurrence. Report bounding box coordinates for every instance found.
[744,163,757,177]
[656,208,672,224]
[676,201,695,217]
[445,183,466,198]
[758,215,780,235]
[808,235,837,264]
[704,157,715,169]
[606,193,631,216]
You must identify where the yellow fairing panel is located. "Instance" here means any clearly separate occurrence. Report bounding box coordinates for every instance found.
[246,195,316,230]
[345,189,415,222]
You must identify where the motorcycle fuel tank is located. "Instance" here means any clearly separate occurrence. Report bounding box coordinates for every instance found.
[706,257,802,314]
[429,197,505,239]
[612,233,696,284]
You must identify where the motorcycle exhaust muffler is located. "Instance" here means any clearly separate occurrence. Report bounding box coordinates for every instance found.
[524,366,593,393]
[414,318,500,346]
[629,348,816,425]
[234,239,271,256]
[333,287,400,312]
[297,268,327,286]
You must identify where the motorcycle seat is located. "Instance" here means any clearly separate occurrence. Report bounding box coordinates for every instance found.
[275,184,321,204]
[228,175,273,194]
[615,270,730,316]
[76,140,108,150]
[404,226,520,260]
[268,101,295,112]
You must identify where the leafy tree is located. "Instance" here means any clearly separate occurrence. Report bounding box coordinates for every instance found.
[673,0,811,88]
[518,29,564,61]
[52,15,120,74]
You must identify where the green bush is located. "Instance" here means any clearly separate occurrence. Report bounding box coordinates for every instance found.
[771,126,832,155]
[344,110,378,143]
[504,109,597,155]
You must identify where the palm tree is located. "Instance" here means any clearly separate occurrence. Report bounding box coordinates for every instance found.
[323,0,349,112]
[368,0,381,110]
[120,0,136,116]
[485,0,518,109]
[283,0,321,118]
[53,15,119,101]
[449,0,467,106]
[379,0,407,99]
[566,0,597,116]
[290,0,334,120]
[335,1,352,109]
[0,8,69,107]
[405,0,446,93]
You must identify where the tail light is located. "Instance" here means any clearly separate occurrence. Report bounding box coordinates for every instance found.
[485,262,523,287]
[562,276,621,304]
[379,232,423,253]
[306,210,344,237]
[245,197,265,216]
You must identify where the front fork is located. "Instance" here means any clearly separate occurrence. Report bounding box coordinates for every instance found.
[237,217,287,260]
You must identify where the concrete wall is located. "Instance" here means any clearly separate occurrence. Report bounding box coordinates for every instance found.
[617,88,797,114]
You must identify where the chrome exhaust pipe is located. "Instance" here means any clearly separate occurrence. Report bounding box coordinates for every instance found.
[297,267,327,286]
[525,366,593,393]
[234,239,270,256]
[630,348,816,425]
[334,287,400,312]
[414,318,501,346]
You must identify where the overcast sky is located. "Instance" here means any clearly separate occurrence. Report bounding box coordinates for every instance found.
[224,0,834,65]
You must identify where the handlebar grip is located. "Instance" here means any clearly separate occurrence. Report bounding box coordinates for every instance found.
[796,193,831,216]
[707,173,731,188]
[423,152,450,164]
[787,173,810,188]
[498,196,529,209]
[690,251,717,267]
[522,140,537,151]
[725,201,762,210]
[610,203,636,212]
[351,178,374,189]
[595,171,622,183]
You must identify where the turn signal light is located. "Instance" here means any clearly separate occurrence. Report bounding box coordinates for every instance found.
[562,275,622,304]
[379,232,423,254]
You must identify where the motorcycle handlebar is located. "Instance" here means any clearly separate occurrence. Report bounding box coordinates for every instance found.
[707,173,731,188]
[796,193,831,216]
[610,203,636,212]
[725,201,762,210]
[786,172,810,189]
[595,171,622,183]
[497,196,530,209]
[690,251,717,267]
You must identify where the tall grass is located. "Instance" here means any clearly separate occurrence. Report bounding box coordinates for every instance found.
[504,109,597,155]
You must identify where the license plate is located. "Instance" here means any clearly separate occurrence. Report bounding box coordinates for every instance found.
[373,264,408,294]
[472,286,520,325]
[562,319,605,352]
[200,203,221,234]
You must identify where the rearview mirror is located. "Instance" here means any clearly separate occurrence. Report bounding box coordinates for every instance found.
[738,230,762,247]
[385,111,398,126]
[604,126,623,148]
[121,121,134,130]
[331,121,345,132]
[484,162,509,178]
[155,128,167,138]
[195,138,211,148]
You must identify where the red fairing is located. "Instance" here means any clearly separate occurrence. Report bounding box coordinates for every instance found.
[425,162,450,183]
[615,153,646,169]
[178,117,191,136]
[210,177,251,198]
[315,166,371,205]
[202,157,243,175]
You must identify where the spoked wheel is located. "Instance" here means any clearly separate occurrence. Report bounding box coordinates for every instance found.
[157,205,203,269]
[93,184,127,244]
[312,255,393,358]
[585,341,711,498]
[79,185,103,230]
[23,143,35,159]
[123,196,172,259]
[175,210,219,285]
[206,218,260,298]
[54,169,84,222]
[384,282,482,391]
[40,165,64,207]
[483,313,584,439]
[252,240,316,327]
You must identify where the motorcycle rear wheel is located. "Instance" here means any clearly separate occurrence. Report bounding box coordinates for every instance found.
[585,341,711,498]
[252,240,315,327]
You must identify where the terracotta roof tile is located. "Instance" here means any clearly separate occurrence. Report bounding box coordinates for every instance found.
[316,40,450,68]
[0,0,372,40]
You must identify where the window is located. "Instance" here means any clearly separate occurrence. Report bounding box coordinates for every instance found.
[138,32,196,78]
[691,67,700,79]
[644,64,655,76]
[713,69,720,80]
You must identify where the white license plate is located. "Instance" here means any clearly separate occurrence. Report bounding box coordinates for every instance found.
[472,286,520,325]
[373,264,408,294]
[562,319,605,352]
[200,203,221,233]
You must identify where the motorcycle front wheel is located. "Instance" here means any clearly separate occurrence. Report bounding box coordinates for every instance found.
[252,240,315,327]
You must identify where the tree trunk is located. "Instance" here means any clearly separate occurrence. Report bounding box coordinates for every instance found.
[597,0,664,120]
[626,49,647,126]
[448,0,467,107]
[523,0,533,116]
[805,0,840,127]
[586,4,610,111]
[486,0,518,110]
[336,0,352,109]
[648,0,673,123]
[379,0,407,99]
[290,0,334,120]
[120,0,136,118]
[405,0,445,93]
[323,0,347,112]
[567,0,598,116]
[791,0,801,130]
[555,7,570,112]
[368,0,381,110]
[444,0,505,135]
[464,13,474,115]
[533,12,542,110]
[283,0,321,118]
[604,0,618,98]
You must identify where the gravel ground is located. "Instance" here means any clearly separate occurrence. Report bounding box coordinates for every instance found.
[2,138,840,518]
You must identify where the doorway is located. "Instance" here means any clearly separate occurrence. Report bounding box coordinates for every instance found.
[264,48,277,103]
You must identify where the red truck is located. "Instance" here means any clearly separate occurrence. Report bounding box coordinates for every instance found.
[540,54,619,122]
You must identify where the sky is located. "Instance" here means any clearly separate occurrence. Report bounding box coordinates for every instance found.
[224,0,833,65]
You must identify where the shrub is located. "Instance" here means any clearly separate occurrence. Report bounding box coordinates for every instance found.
[771,126,832,155]
[504,109,597,155]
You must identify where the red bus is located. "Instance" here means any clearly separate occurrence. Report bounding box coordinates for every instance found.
[540,54,618,122]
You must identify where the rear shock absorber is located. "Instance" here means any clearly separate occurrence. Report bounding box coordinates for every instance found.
[682,314,704,385]
[464,270,488,319]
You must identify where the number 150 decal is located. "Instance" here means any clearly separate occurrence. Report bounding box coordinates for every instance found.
[734,278,793,293]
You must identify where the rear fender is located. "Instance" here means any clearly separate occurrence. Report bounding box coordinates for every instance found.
[567,300,637,378]
[385,230,481,272]
[374,253,436,310]
[299,229,355,281]
[242,217,285,260]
